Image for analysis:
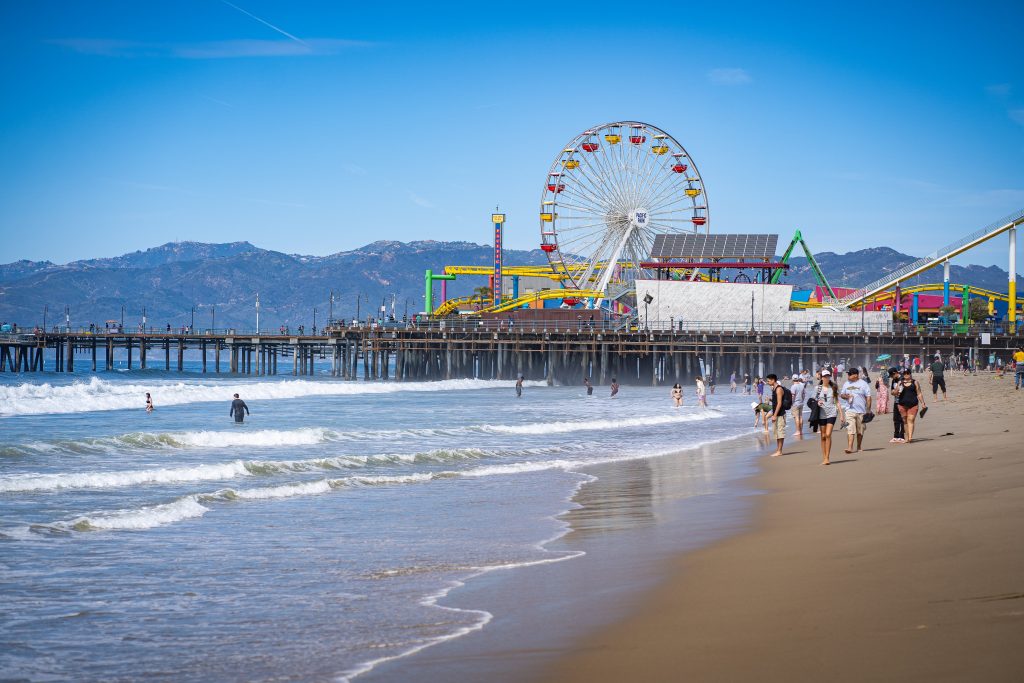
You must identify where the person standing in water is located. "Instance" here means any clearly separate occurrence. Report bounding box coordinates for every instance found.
[695,376,707,407]
[671,383,683,407]
[145,393,154,413]
[729,371,737,393]
[584,377,594,396]
[515,376,524,398]
[230,393,250,423]
[610,378,619,397]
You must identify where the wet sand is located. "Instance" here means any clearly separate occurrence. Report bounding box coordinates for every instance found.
[539,372,1024,682]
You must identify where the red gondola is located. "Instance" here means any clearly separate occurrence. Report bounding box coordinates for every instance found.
[629,125,646,144]
[672,163,688,173]
[581,142,599,152]
[541,244,556,252]
[547,183,565,193]
[691,216,707,226]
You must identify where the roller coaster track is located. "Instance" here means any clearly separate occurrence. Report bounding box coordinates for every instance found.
[793,282,1016,309]
[826,207,1024,308]
[480,289,606,314]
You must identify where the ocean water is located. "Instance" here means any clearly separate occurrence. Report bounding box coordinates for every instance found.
[0,360,758,682]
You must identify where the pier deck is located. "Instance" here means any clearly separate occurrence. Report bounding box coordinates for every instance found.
[1,324,1018,385]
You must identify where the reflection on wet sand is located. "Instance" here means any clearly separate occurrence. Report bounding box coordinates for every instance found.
[564,435,764,537]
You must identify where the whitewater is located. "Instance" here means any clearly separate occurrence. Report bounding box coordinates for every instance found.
[1,369,759,682]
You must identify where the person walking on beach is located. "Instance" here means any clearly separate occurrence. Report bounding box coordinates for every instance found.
[584,377,594,396]
[730,371,737,393]
[229,393,249,423]
[874,370,890,414]
[515,376,524,399]
[765,374,789,457]
[895,370,926,444]
[145,392,154,413]
[887,368,905,442]
[790,374,806,434]
[610,378,619,398]
[1013,347,1024,390]
[840,367,872,454]
[671,383,683,407]
[928,354,947,401]
[695,376,708,407]
[815,369,841,465]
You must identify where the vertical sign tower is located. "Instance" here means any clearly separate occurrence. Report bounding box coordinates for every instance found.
[492,211,505,306]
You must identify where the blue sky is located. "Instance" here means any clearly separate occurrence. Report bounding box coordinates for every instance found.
[2,1,1023,268]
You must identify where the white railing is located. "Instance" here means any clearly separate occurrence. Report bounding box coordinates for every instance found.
[827,207,1024,308]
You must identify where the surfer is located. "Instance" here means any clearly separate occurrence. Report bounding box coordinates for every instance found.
[515,376,524,398]
[610,378,619,397]
[230,393,250,423]
[145,392,153,412]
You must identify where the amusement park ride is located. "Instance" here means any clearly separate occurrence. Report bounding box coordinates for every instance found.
[426,120,1024,328]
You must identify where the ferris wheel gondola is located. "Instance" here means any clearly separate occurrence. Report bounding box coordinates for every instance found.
[539,121,708,296]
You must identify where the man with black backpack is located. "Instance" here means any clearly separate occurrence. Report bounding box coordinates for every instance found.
[765,374,791,457]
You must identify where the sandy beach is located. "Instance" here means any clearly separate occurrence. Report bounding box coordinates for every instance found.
[539,371,1024,682]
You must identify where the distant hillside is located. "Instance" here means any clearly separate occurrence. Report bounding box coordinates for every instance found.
[0,239,1019,329]
[0,240,549,329]
[782,247,1021,292]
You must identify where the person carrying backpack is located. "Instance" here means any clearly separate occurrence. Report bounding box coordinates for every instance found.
[765,374,791,457]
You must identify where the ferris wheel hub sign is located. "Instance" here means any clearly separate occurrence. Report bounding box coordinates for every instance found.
[629,208,649,230]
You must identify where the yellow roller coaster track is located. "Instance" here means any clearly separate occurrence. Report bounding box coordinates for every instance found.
[433,289,606,316]
[791,283,1018,309]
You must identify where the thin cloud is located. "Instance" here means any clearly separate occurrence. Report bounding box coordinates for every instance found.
[219,0,307,46]
[708,68,752,85]
[48,38,369,59]
[985,83,1012,97]
[109,179,306,208]
[343,163,368,176]
[409,193,434,209]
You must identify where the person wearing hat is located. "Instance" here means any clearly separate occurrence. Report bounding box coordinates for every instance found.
[814,369,842,465]
[840,367,872,453]
[789,373,806,434]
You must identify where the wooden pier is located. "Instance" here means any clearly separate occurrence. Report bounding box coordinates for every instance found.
[1,325,1019,385]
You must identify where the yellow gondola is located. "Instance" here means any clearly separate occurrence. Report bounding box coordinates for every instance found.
[541,213,555,222]
[563,159,579,169]
[604,125,621,144]
[651,144,669,155]
[685,188,702,197]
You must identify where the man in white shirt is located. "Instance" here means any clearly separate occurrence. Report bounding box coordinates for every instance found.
[840,367,872,453]
[789,374,806,434]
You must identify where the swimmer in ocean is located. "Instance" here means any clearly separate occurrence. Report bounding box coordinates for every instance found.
[515,376,524,398]
[584,377,594,396]
[610,378,619,397]
[145,392,153,412]
[230,393,250,423]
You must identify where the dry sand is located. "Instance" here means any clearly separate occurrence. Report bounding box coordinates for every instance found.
[540,371,1024,682]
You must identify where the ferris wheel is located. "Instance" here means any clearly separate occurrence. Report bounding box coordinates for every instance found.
[539,121,708,295]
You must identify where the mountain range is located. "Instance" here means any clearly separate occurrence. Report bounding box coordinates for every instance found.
[1,240,1019,329]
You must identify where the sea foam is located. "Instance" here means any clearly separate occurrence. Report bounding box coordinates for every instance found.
[0,376,545,416]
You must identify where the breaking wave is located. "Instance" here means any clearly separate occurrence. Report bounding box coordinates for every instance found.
[0,376,546,416]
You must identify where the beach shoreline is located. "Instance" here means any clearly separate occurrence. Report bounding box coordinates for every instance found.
[538,372,1024,682]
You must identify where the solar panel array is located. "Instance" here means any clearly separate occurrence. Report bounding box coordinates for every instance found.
[649,234,778,260]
